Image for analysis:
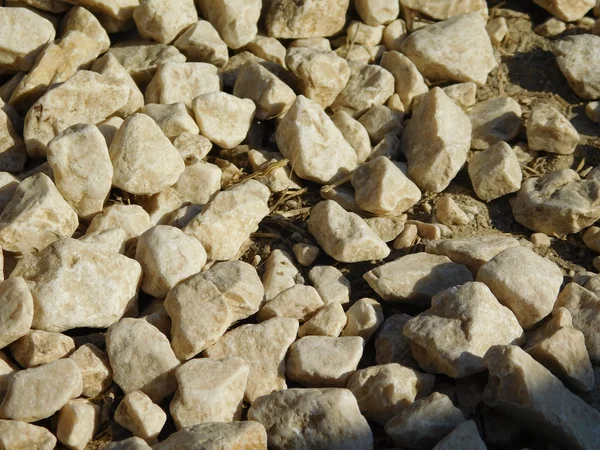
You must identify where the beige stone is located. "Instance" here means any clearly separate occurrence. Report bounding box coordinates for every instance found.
[355,0,398,25]
[358,105,403,144]
[86,204,150,243]
[174,20,228,66]
[259,285,323,323]
[401,0,488,20]
[331,110,372,163]
[0,419,56,450]
[248,388,372,449]
[468,97,522,149]
[63,6,110,53]
[292,243,319,266]
[380,50,428,113]
[0,277,32,349]
[393,223,419,249]
[97,116,124,147]
[487,17,508,44]
[298,302,347,337]
[197,0,261,49]
[245,36,286,66]
[469,141,523,202]
[0,173,19,214]
[432,420,487,450]
[0,351,18,399]
[248,149,300,193]
[342,298,384,341]
[554,35,600,100]
[62,0,138,20]
[0,106,25,174]
[204,317,299,403]
[535,17,567,37]
[137,187,186,227]
[57,399,100,450]
[375,314,414,365]
[69,344,112,398]
[434,196,470,226]
[383,19,408,51]
[173,162,221,206]
[173,132,212,164]
[308,265,350,305]
[289,37,332,51]
[170,357,248,429]
[97,14,136,33]
[527,103,579,154]
[584,226,600,253]
[79,228,128,254]
[141,103,198,140]
[266,0,349,38]
[9,330,74,368]
[366,216,407,242]
[347,21,384,47]
[105,437,153,450]
[115,391,166,442]
[443,82,477,110]
[133,0,196,44]
[154,421,267,450]
[534,0,594,22]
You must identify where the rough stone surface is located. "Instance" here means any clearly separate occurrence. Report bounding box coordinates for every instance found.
[534,0,595,22]
[262,249,298,301]
[108,43,186,85]
[197,0,261,49]
[366,216,407,242]
[173,161,221,205]
[380,50,428,113]
[331,110,372,163]
[266,0,349,38]
[400,0,488,20]
[292,243,320,267]
[0,277,33,349]
[0,419,57,450]
[554,35,600,99]
[86,204,151,243]
[375,314,415,366]
[141,103,199,140]
[298,302,347,338]
[174,20,229,66]
[57,399,100,450]
[432,420,487,450]
[9,330,75,368]
[115,391,166,442]
[69,344,112,398]
[63,6,111,53]
[468,97,523,149]
[259,285,323,323]
[308,265,351,306]
[527,103,579,154]
[153,421,267,450]
[342,298,384,341]
[0,105,26,174]
[434,196,470,226]
[133,0,197,44]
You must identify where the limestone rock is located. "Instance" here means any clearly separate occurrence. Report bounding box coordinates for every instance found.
[259,285,323,323]
[400,13,496,86]
[468,97,523,149]
[173,161,221,205]
[401,87,471,193]
[86,204,150,243]
[434,196,469,226]
[375,314,414,365]
[141,103,199,140]
[443,82,477,109]
[308,200,390,262]
[432,420,487,450]
[358,105,403,144]
[487,17,508,45]
[527,103,579,154]
[69,344,112,398]
[292,243,319,266]
[106,318,180,402]
[364,253,473,307]
[184,180,270,261]
[0,419,56,450]
[204,318,299,403]
[0,106,25,173]
[554,35,600,99]
[383,19,408,51]
[298,302,347,338]
[62,0,138,20]
[63,6,110,53]
[9,330,74,368]
[248,150,300,193]
[133,0,197,44]
[0,358,82,422]
[380,50,428,113]
[57,399,100,450]
[114,391,165,443]
[400,0,488,20]
[469,141,523,202]
[79,228,128,254]
[266,0,349,38]
[534,0,594,22]
[154,421,267,450]
[477,247,563,329]
[342,298,384,341]
[248,388,372,450]
[366,216,407,242]
[331,110,372,163]
[535,17,567,37]
[173,132,212,164]
[97,116,124,147]
[355,0,399,26]
[346,21,385,47]
[170,357,248,429]
[0,277,33,349]
[135,188,185,227]
[308,265,351,305]
[246,36,287,66]
[105,437,153,450]
[197,0,261,49]
[174,20,229,66]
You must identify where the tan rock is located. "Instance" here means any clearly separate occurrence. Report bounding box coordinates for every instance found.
[173,162,221,206]
[289,37,332,51]
[308,265,350,306]
[554,35,600,100]
[468,97,522,149]
[292,243,320,266]
[79,228,128,254]
[535,17,567,37]
[366,216,407,242]
[434,196,470,226]
[259,285,323,323]
[63,6,110,53]
[245,35,286,66]
[174,20,228,66]
[375,314,414,365]
[298,302,347,337]
[393,223,419,249]
[469,141,523,202]
[0,106,26,174]
[527,103,579,154]
[154,421,267,450]
[534,0,594,22]
[9,330,74,368]
[69,344,112,398]
[115,391,166,442]
[0,277,33,349]
[346,21,384,47]
[358,105,403,144]
[432,420,487,450]
[342,298,384,341]
[173,132,212,164]
[62,0,138,20]
[197,0,261,49]
[400,0,488,20]
[443,82,477,109]
[141,103,198,140]
[383,19,408,51]
[133,0,197,44]
[380,50,428,113]
[0,419,56,450]
[487,17,508,44]
[266,0,349,38]
[105,437,153,450]
[0,351,17,399]
[0,174,19,216]
[86,204,150,244]
[57,399,100,450]
[355,0,399,25]
[331,110,372,163]
[248,149,300,193]
[97,116,124,147]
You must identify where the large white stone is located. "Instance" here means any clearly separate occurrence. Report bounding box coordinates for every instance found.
[554,35,600,99]
[63,6,111,53]
[57,399,100,450]
[526,103,579,154]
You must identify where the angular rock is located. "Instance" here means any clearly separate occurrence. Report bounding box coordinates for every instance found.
[248,149,300,193]
[443,82,477,109]
[554,35,600,100]
[358,105,403,145]
[380,50,428,113]
[527,103,579,154]
[133,0,197,44]
[0,277,33,349]
[355,0,399,25]
[0,419,56,450]
[63,6,110,53]
[342,298,384,341]
[57,399,100,450]
[375,314,414,365]
[432,420,487,450]
[266,0,349,38]
[347,21,385,46]
[487,17,508,45]
[534,0,594,22]
[308,265,350,306]
[105,437,153,450]
[400,0,488,20]
[298,302,347,338]
[292,243,319,267]
[86,204,150,243]
[468,97,523,149]
[173,132,212,164]
[69,344,112,398]
[0,106,26,173]
[154,421,267,450]
[173,161,221,205]
[331,110,372,163]
[366,216,407,242]
[259,285,323,323]
[141,103,199,140]
[115,391,166,443]
[10,330,75,368]
[174,20,229,66]
[434,196,469,226]
[246,36,287,66]
[469,141,523,202]
[197,0,261,49]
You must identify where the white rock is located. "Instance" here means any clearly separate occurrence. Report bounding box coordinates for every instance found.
[355,0,399,25]
[174,20,229,66]
[535,17,567,37]
[245,36,287,66]
[331,110,372,163]
[554,35,600,100]
[63,0,138,20]
[366,216,407,242]
[173,162,221,206]
[265,0,349,38]
[97,116,124,147]
[57,399,100,450]
[0,419,56,450]
[9,330,74,368]
[115,391,166,442]
[468,97,523,149]
[292,243,320,266]
[380,50,428,113]
[487,17,508,44]
[443,82,477,109]
[133,0,197,44]
[154,421,267,450]
[400,0,488,20]
[383,19,408,51]
[534,0,594,22]
[308,265,351,306]
[434,196,470,226]
[141,103,199,140]
[173,132,212,164]
[469,141,523,202]
[0,174,19,215]
[0,277,33,349]
[197,0,261,49]
[63,6,110,53]
[358,105,403,144]
[393,223,419,249]
[346,21,384,47]
[527,103,579,154]
[79,228,128,254]
[342,298,384,341]
[259,284,324,322]
[298,302,347,337]
[170,357,248,429]
[86,204,151,244]
[69,344,112,398]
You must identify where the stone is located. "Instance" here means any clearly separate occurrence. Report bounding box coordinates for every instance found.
[0,277,33,349]
[434,196,470,226]
[0,419,56,449]
[512,169,600,235]
[375,314,414,365]
[331,63,395,118]
[105,437,153,450]
[97,116,124,147]
[86,204,151,243]
[380,50,428,113]
[184,180,270,261]
[331,110,372,163]
[47,124,113,219]
[534,0,594,22]
[0,106,26,174]
[554,35,600,100]
[114,391,166,443]
[141,103,199,140]
[9,330,74,368]
[334,43,380,64]
[69,344,112,398]
[197,0,261,49]
[0,358,82,422]
[265,0,349,38]
[425,234,520,275]
[204,318,299,403]
[584,226,600,253]
[248,150,300,193]
[145,62,220,108]
[401,13,496,86]
[487,17,508,44]
[393,223,419,249]
[0,174,19,215]
[106,318,179,402]
[586,101,600,123]
[173,162,221,206]
[352,156,421,215]
[358,105,403,144]
[133,0,197,44]
[192,92,255,149]
[79,228,128,254]
[408,220,444,240]
[535,17,567,37]
[342,298,384,341]
[477,247,563,329]
[383,19,408,51]
[308,265,351,305]
[355,0,399,25]
[285,48,350,108]
[298,302,347,337]
[347,363,434,425]
[385,392,466,448]
[366,216,407,242]
[289,37,332,51]
[400,0,488,20]
[170,357,248,429]
[468,97,522,149]
[443,82,477,109]
[259,285,323,323]
[346,21,384,47]
[0,174,78,254]
[63,6,110,53]
[62,0,138,20]
[154,421,267,450]
[248,388,372,449]
[308,200,390,263]
[432,420,487,450]
[483,345,600,450]
[233,62,295,120]
[469,141,523,202]
[173,132,212,164]
[0,351,17,398]
[245,36,286,66]
[0,7,55,72]
[23,71,129,157]
[292,243,319,266]
[57,399,99,450]
[526,103,579,154]
[174,20,228,66]
[401,87,471,193]
[404,282,524,377]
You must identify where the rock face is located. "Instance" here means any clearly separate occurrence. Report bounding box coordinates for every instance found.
[0,419,57,450]
[400,87,472,193]
[404,282,524,377]
[248,388,373,450]
[197,0,261,49]
[468,98,522,149]
[526,103,579,154]
[154,421,267,450]
[554,35,600,99]
[512,169,600,235]
[483,345,600,450]
[308,200,390,263]
[11,238,142,332]
[266,0,349,38]
[0,277,33,349]
[276,96,357,184]
[400,13,497,85]
[534,0,594,22]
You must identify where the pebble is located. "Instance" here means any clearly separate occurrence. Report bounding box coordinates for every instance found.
[366,215,406,242]
[69,344,112,398]
[258,284,324,323]
[347,21,385,46]
[158,421,267,449]
[535,17,567,37]
[0,351,17,398]
[173,161,221,205]
[359,105,404,144]
[265,0,349,38]
[174,20,229,66]
[533,0,595,22]
[331,111,372,163]
[141,103,199,139]
[262,249,298,301]
[9,330,75,368]
[298,302,347,337]
[393,223,419,249]
[434,196,470,226]
[173,132,212,164]
[308,265,351,305]
[133,0,197,44]
[487,17,508,44]
[0,419,56,450]
[554,35,600,99]
[198,0,261,49]
[526,103,579,154]
[342,298,384,341]
[585,101,600,123]
[432,420,487,450]
[248,388,373,450]
[292,242,320,266]
[248,150,300,193]
[115,391,166,443]
[383,19,408,51]
[57,399,100,450]
[531,232,552,247]
[0,277,33,349]
[380,50,428,113]
[468,97,523,149]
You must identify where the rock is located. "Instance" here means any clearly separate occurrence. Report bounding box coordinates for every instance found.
[425,234,520,275]
[47,124,113,219]
[0,352,17,399]
[366,216,407,242]
[385,392,466,448]
[443,82,477,109]
[79,228,128,254]
[69,344,112,398]
[248,388,372,449]
[263,249,300,302]
[259,285,323,323]
[170,357,248,429]
[468,141,523,202]
[266,0,349,38]
[192,92,255,149]
[512,169,600,235]
[308,265,351,306]
[525,307,594,392]
[331,111,372,163]
[9,330,74,368]
[534,0,594,22]
[97,116,124,147]
[375,314,414,365]
[393,223,419,250]
[535,17,567,37]
[483,345,600,450]
[154,421,267,450]
[342,298,384,341]
[23,71,129,157]
[383,19,408,51]
[289,37,332,51]
[355,0,399,25]
[86,204,151,244]
[174,20,228,66]
[245,36,286,66]
[203,318,299,403]
[400,13,496,86]
[0,106,26,174]
[380,50,428,113]
[0,7,55,72]
[364,253,473,307]
[0,419,56,450]
[184,180,270,261]
[173,132,212,164]
[197,0,261,49]
[135,188,184,228]
[106,318,180,402]
[584,226,600,253]
[358,105,403,145]
[0,358,82,422]
[331,63,395,118]
[133,0,197,44]
[114,391,166,443]
[105,437,153,450]
[298,303,347,337]
[0,277,33,349]
[432,420,487,450]
[468,97,522,149]
[346,21,385,46]
[173,161,221,205]
[434,196,469,226]
[400,0,488,20]
[57,399,100,450]
[554,35,600,100]
[0,174,20,217]
[408,220,444,240]
[233,62,295,121]
[63,6,110,53]
[404,282,524,377]
[531,232,552,248]
[145,62,220,108]
[285,48,350,108]
[477,247,563,329]
[141,103,199,140]
[308,200,390,263]
[401,87,471,193]
[110,113,184,196]
[526,103,579,154]
[292,243,320,266]
[287,336,364,387]
[487,17,508,44]
[136,225,206,298]
[347,363,434,425]
[586,101,600,123]
[248,149,300,193]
